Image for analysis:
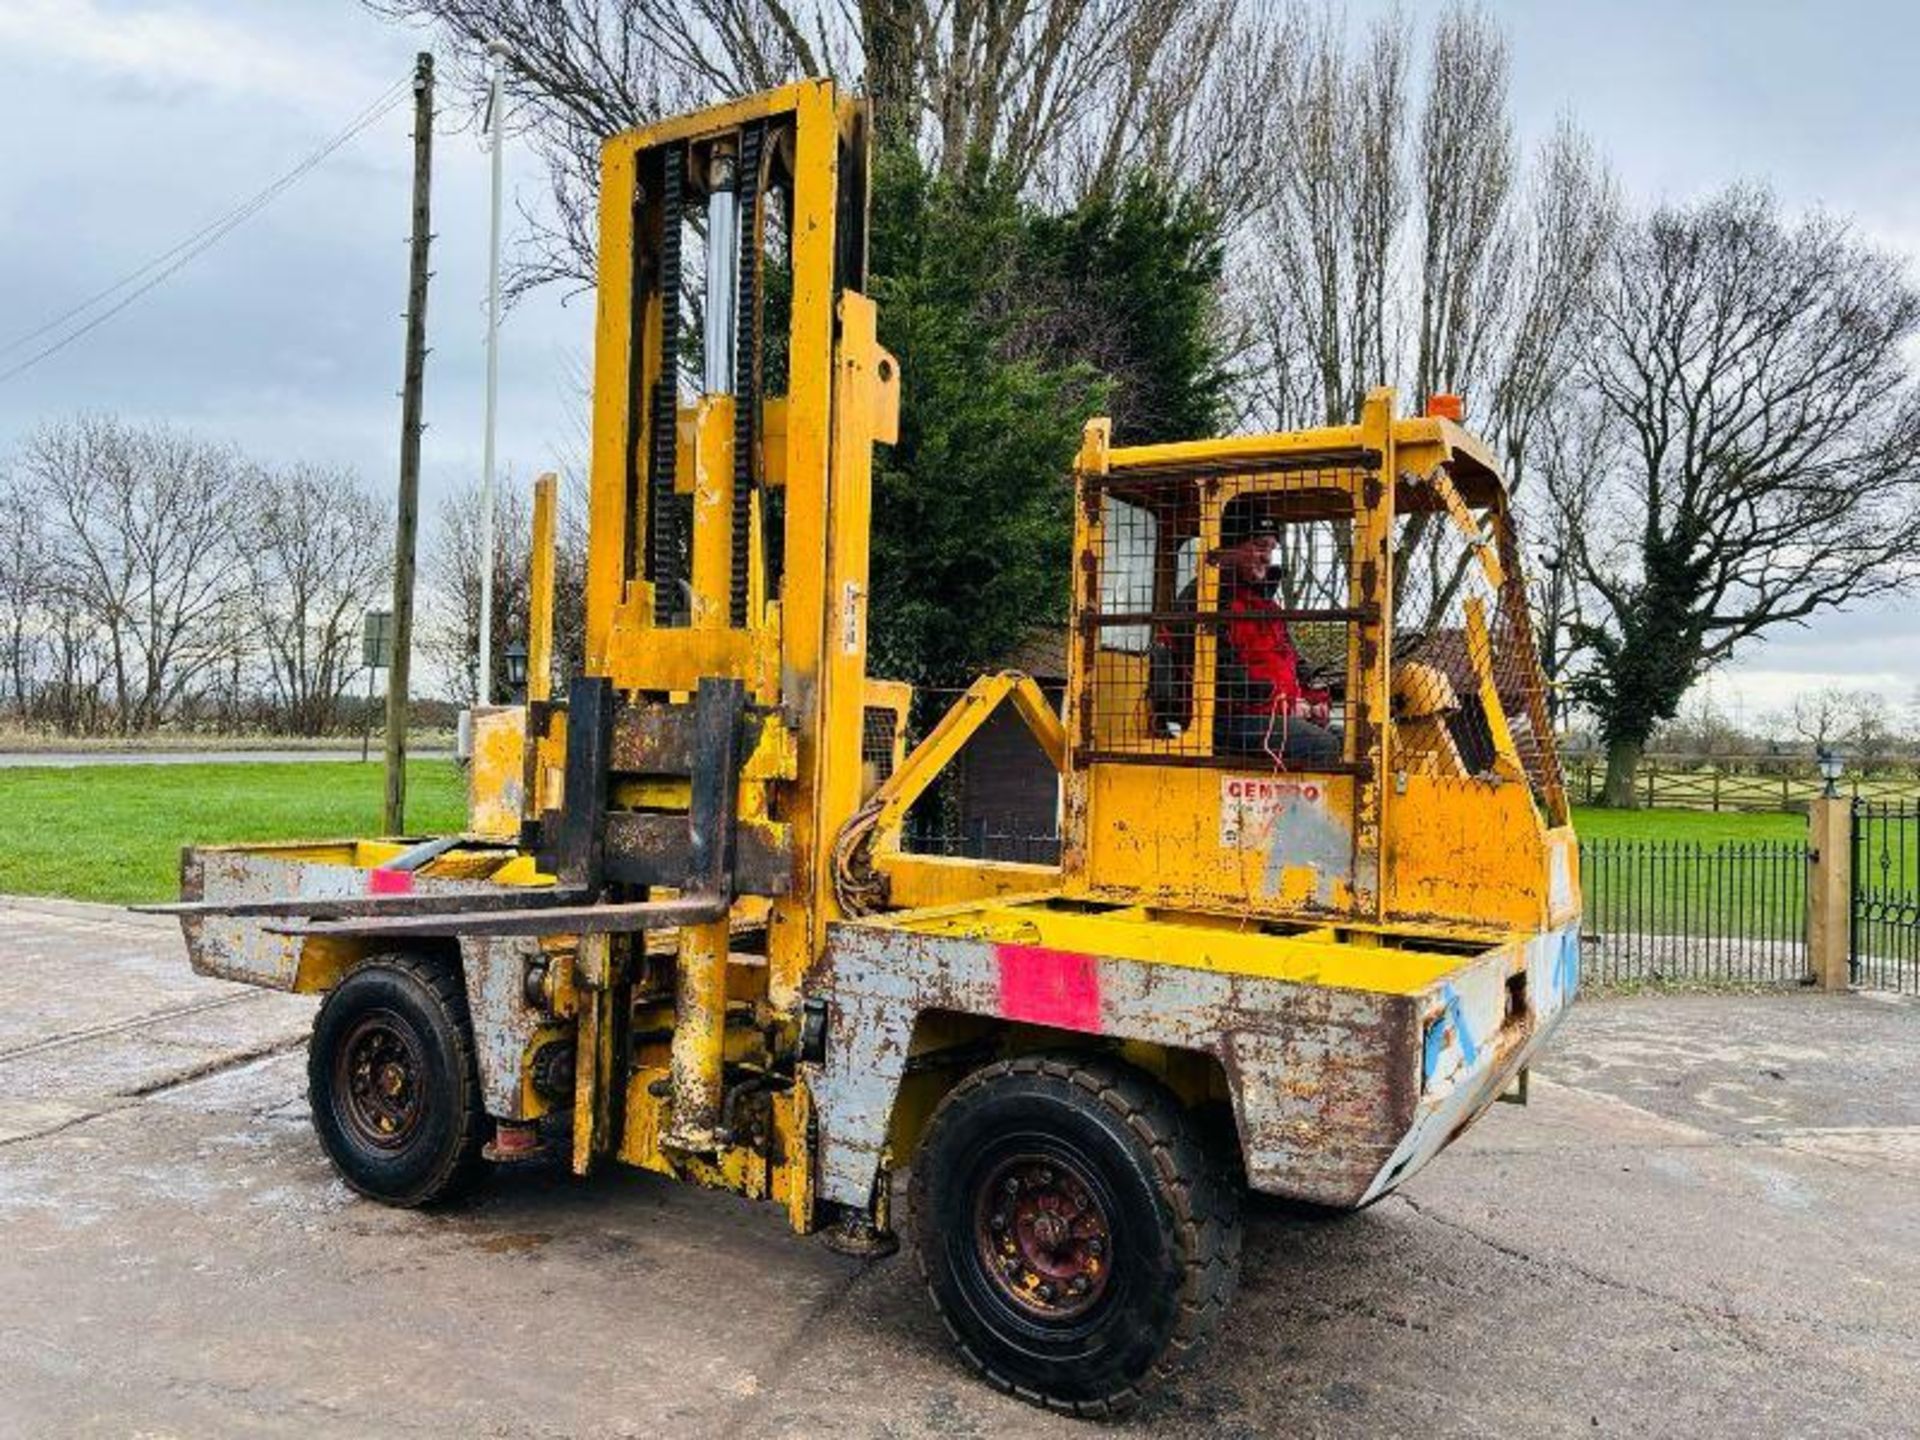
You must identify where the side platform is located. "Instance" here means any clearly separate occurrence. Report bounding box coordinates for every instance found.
[810,899,1579,1209]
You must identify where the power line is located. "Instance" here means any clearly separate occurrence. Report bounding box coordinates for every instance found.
[0,74,410,364]
[0,74,414,386]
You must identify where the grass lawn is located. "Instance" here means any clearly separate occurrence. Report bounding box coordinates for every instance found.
[1570,805,1809,940]
[1568,806,1805,843]
[0,760,466,905]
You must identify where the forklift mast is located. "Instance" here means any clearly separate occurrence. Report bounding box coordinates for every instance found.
[489,82,897,1168]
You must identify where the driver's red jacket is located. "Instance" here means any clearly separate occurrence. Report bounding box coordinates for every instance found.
[1221,590,1328,716]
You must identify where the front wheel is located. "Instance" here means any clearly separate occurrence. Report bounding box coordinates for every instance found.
[307,953,485,1207]
[909,1053,1242,1417]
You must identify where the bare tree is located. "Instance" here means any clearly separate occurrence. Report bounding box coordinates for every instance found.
[18,417,256,734]
[193,596,268,733]
[1241,7,1613,463]
[42,605,113,736]
[247,465,392,736]
[0,478,47,718]
[1412,5,1514,413]
[1240,8,1409,430]
[369,0,1297,295]
[424,469,591,705]
[1777,686,1851,753]
[1528,389,1613,722]
[1240,7,1614,638]
[1482,120,1617,490]
[1841,688,1897,764]
[1654,688,1744,759]
[425,478,520,707]
[1564,187,1920,805]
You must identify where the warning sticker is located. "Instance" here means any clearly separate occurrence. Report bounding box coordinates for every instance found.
[1219,775,1326,847]
[840,581,865,655]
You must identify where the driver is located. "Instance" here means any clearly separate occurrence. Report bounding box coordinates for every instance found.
[1208,516,1342,764]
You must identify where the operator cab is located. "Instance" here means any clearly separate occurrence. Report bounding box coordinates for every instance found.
[1059,392,1574,936]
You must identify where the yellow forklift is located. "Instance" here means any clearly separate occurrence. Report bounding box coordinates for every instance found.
[152,80,1580,1415]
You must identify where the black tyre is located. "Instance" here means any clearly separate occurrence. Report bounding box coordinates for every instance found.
[307,953,485,1207]
[909,1053,1242,1417]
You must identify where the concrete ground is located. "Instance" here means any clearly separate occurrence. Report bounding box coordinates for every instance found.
[2,897,1916,1439]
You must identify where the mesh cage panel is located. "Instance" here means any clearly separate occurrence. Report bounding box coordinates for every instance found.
[860,705,898,785]
[1493,513,1567,806]
[1391,472,1563,809]
[1081,472,1362,770]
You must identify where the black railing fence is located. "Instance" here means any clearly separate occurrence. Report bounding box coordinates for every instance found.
[1578,839,1810,986]
[1852,802,1920,994]
[903,823,1064,866]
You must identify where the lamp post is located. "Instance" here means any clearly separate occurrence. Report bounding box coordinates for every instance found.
[503,640,529,703]
[477,37,513,706]
[1817,747,1844,798]
[1809,746,1852,991]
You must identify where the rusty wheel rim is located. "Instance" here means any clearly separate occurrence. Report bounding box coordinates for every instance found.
[973,1153,1114,1320]
[335,1011,426,1151]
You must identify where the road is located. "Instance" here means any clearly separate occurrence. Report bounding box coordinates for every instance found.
[0,749,454,768]
[2,896,1916,1438]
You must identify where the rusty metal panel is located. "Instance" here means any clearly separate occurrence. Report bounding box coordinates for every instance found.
[458,934,549,1119]
[1361,921,1579,1202]
[810,914,1578,1211]
[468,705,527,837]
[181,847,363,989]
[178,845,518,990]
[610,702,702,774]
[602,814,791,895]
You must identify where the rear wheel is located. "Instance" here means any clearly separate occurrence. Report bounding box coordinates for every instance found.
[308,953,485,1207]
[909,1053,1241,1417]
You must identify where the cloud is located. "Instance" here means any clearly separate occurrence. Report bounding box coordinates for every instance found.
[1709,670,1916,719]
[0,0,371,117]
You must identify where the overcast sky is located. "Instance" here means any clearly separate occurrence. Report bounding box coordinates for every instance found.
[0,0,1913,725]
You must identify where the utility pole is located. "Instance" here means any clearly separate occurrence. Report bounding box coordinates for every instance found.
[477,38,511,707]
[385,51,433,835]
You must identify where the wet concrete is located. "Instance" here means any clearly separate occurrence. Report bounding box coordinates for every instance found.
[1,898,1915,1438]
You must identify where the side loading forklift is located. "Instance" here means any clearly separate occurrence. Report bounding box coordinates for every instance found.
[151,80,1582,1415]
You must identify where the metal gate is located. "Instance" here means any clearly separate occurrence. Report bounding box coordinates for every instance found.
[1852,801,1920,992]
[1580,837,1810,986]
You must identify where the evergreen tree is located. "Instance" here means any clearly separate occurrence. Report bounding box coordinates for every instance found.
[1025,178,1229,445]
[865,152,1229,693]
[866,149,1101,692]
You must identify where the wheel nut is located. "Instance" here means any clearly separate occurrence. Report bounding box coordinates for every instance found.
[1070,1275,1090,1295]
[1003,1176,1020,1195]
[1086,1238,1105,1258]
[990,1211,1007,1232]
[1036,1281,1056,1303]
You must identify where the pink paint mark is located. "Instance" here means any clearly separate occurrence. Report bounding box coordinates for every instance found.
[996,944,1101,1032]
[369,867,415,895]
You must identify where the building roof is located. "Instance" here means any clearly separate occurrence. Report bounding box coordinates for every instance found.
[995,628,1069,682]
